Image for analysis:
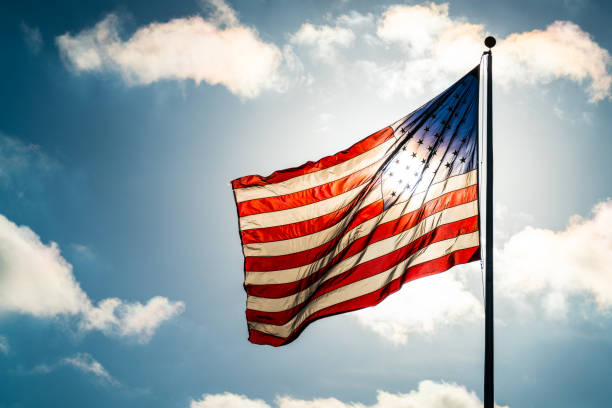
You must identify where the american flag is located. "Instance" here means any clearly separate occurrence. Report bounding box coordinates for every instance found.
[231,66,481,346]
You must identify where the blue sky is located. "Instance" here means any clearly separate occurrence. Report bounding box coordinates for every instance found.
[1,1,612,407]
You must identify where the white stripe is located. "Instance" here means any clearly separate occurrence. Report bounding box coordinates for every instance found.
[242,170,477,257]
[246,201,478,312]
[423,170,477,210]
[239,183,381,231]
[245,200,478,287]
[242,194,379,257]
[248,231,480,338]
[234,138,396,203]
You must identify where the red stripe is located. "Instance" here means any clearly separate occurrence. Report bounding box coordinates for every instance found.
[247,246,481,346]
[240,200,384,245]
[232,127,394,189]
[245,184,477,272]
[246,213,478,299]
[246,216,478,326]
[237,161,380,217]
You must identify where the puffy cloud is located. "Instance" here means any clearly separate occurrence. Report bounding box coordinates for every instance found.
[291,23,355,62]
[353,199,612,342]
[354,271,483,344]
[365,3,611,101]
[20,22,43,54]
[496,21,612,102]
[55,2,611,101]
[0,213,184,343]
[290,12,372,63]
[56,0,283,99]
[81,296,185,342]
[61,353,118,386]
[0,214,89,317]
[497,199,612,317]
[377,3,456,55]
[370,2,484,96]
[191,393,270,408]
[191,381,508,408]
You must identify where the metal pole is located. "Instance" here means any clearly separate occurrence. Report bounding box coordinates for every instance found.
[483,36,495,408]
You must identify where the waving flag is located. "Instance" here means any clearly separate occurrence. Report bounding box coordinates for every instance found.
[231,66,481,346]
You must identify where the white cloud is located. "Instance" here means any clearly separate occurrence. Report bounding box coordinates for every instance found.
[364,3,611,101]
[191,381,508,408]
[0,213,184,343]
[377,3,455,56]
[497,199,612,317]
[20,22,43,54]
[56,0,284,99]
[0,335,8,355]
[55,2,611,101]
[290,23,355,62]
[0,214,89,317]
[81,296,185,342]
[496,21,612,102]
[353,199,612,343]
[376,3,484,78]
[356,3,485,99]
[191,393,270,408]
[62,353,118,386]
[354,271,483,344]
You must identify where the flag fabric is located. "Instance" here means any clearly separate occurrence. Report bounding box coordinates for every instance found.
[231,66,481,346]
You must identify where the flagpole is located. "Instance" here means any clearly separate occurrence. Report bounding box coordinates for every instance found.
[483,36,496,408]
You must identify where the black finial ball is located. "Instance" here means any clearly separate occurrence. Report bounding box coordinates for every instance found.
[484,36,496,48]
